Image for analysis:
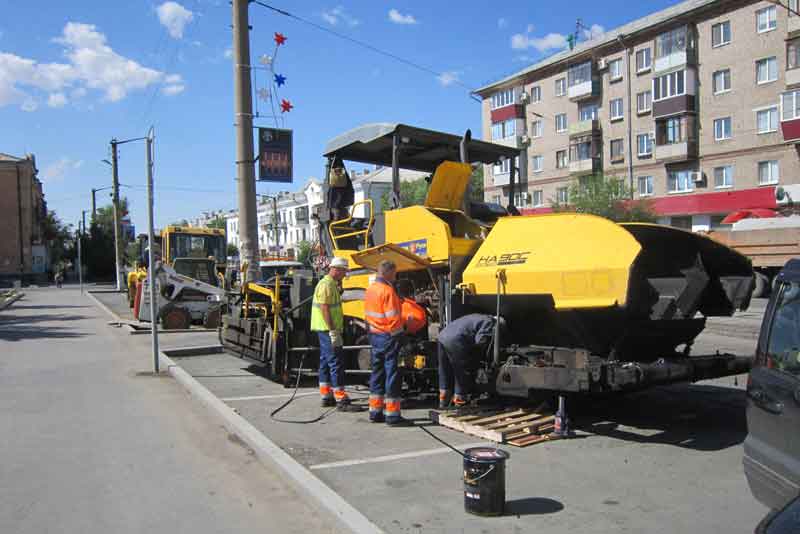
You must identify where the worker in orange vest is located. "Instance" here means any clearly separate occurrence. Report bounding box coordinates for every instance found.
[396,279,427,336]
[364,260,411,426]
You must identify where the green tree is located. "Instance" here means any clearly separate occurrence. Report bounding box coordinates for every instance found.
[552,174,657,223]
[85,197,132,280]
[207,216,226,230]
[226,243,239,257]
[41,211,75,271]
[470,165,484,202]
[296,240,313,265]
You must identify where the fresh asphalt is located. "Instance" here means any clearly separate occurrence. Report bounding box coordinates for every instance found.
[0,286,333,534]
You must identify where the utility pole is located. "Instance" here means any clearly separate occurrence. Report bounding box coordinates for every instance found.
[110,139,123,291]
[82,210,86,236]
[91,189,97,222]
[145,128,160,374]
[232,0,259,283]
[77,222,83,294]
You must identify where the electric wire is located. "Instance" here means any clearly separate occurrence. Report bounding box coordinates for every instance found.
[251,1,480,102]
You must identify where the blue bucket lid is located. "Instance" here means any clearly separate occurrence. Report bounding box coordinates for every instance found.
[464,447,510,461]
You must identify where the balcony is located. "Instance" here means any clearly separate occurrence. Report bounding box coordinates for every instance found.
[652,95,695,119]
[655,141,698,162]
[493,135,522,149]
[569,119,600,137]
[781,118,800,142]
[790,15,800,35]
[568,79,600,101]
[569,157,601,175]
[787,68,800,88]
[493,173,512,187]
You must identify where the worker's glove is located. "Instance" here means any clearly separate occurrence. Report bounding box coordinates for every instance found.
[329,330,343,348]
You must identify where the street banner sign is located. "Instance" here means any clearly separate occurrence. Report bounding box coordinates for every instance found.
[258,127,293,183]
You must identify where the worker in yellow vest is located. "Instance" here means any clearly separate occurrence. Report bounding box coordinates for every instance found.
[310,257,356,410]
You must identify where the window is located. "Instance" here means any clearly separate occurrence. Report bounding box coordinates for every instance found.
[638,176,653,196]
[531,85,542,102]
[756,6,777,33]
[653,70,686,101]
[655,26,688,58]
[792,0,799,17]
[661,116,687,144]
[667,170,694,193]
[712,69,731,94]
[490,88,515,109]
[637,90,652,113]
[712,21,731,47]
[579,103,598,121]
[556,150,568,169]
[531,120,543,138]
[531,155,543,173]
[714,165,733,188]
[609,58,623,80]
[514,192,530,207]
[610,98,624,120]
[637,133,653,156]
[568,61,592,86]
[492,195,501,205]
[570,135,593,161]
[610,138,624,161]
[491,119,516,140]
[765,281,800,376]
[756,57,778,84]
[782,90,800,120]
[714,117,732,140]
[532,190,544,207]
[757,107,778,133]
[555,77,566,96]
[788,38,800,70]
[557,187,569,204]
[493,158,511,175]
[555,113,567,132]
[758,160,780,185]
[635,48,651,72]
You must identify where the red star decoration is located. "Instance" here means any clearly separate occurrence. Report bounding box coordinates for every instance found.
[274,32,287,46]
[280,99,293,113]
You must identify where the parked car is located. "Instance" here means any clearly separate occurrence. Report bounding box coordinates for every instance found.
[744,258,800,511]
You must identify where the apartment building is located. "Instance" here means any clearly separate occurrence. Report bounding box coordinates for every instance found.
[0,153,48,284]
[477,0,800,231]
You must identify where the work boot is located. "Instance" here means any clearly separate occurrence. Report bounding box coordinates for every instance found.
[321,397,336,408]
[369,412,385,423]
[386,416,414,427]
[336,397,362,412]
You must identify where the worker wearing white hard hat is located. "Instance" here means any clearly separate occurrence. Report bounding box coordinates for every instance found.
[310,256,357,410]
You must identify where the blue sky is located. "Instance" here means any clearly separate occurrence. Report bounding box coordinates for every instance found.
[0,0,677,231]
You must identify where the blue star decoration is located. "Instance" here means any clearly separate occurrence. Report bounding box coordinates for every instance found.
[274,73,286,87]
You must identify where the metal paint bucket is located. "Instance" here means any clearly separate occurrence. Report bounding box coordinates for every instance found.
[463,447,509,516]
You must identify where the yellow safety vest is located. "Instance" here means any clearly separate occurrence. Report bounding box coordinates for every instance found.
[310,275,344,332]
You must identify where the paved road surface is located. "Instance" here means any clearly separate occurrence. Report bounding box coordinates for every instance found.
[0,286,332,534]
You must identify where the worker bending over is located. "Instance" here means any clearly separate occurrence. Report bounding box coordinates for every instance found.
[365,260,411,426]
[310,257,355,411]
[437,313,506,409]
[396,279,427,337]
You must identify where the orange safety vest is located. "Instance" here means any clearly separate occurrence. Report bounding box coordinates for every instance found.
[364,278,404,335]
[402,298,427,335]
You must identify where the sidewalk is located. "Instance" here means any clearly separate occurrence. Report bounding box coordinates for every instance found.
[0,286,334,534]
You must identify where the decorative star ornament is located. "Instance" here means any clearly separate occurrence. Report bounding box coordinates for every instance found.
[274,32,287,46]
[259,54,273,66]
[280,99,293,113]
[274,73,286,86]
[257,87,271,101]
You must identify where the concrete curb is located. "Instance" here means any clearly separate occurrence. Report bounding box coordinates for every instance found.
[159,348,383,534]
[86,294,383,534]
[86,290,123,322]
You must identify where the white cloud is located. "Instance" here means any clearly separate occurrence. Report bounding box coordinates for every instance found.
[223,46,232,59]
[388,9,417,25]
[0,22,185,109]
[511,31,568,52]
[582,24,605,40]
[41,157,82,182]
[321,6,360,27]
[527,24,535,34]
[437,70,460,87]
[497,18,508,29]
[156,2,194,39]
[47,92,67,108]
[162,83,185,95]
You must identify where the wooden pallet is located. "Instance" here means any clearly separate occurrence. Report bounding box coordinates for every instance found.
[432,405,559,447]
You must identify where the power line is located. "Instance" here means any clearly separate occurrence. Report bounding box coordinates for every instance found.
[251,1,481,102]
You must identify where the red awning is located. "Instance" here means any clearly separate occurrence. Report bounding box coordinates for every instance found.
[649,186,777,216]
[721,208,778,224]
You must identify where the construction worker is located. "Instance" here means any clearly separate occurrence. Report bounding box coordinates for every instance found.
[396,279,427,337]
[437,313,506,410]
[365,260,410,426]
[310,256,355,411]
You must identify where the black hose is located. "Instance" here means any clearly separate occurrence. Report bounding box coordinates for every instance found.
[418,424,468,459]
[269,353,337,424]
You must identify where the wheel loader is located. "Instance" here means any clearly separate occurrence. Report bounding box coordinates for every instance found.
[220,122,754,397]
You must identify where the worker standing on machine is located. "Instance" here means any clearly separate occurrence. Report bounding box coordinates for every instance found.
[437,314,506,410]
[365,260,411,426]
[310,257,355,411]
